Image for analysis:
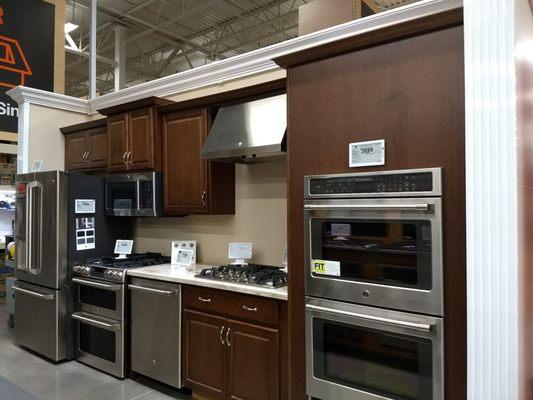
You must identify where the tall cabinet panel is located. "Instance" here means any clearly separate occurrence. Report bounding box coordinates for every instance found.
[107,113,129,172]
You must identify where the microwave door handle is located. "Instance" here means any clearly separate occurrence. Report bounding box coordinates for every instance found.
[306,304,433,332]
[72,313,121,332]
[304,203,431,211]
[72,277,122,291]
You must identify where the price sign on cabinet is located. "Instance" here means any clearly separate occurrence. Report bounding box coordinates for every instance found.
[349,139,385,167]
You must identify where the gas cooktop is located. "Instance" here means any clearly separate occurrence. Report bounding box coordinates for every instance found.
[73,252,170,282]
[196,264,288,289]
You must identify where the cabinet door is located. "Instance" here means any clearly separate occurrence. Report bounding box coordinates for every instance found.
[65,132,89,171]
[107,113,128,172]
[87,128,108,170]
[227,320,280,400]
[183,309,226,400]
[162,109,208,214]
[128,107,155,171]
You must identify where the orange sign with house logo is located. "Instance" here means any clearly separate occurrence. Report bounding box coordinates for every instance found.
[0,6,32,89]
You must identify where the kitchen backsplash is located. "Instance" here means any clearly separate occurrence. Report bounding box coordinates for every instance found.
[133,160,287,266]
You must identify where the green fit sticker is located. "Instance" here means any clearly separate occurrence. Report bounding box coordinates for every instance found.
[312,259,340,276]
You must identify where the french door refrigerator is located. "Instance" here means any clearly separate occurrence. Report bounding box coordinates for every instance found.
[13,171,131,361]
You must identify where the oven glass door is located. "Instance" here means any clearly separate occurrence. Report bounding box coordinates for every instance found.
[73,278,124,320]
[306,299,443,400]
[305,198,442,315]
[73,312,125,378]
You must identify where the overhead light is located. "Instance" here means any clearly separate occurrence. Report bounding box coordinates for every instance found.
[65,22,79,34]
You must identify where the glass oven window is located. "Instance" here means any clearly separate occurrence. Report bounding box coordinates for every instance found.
[311,219,432,289]
[313,318,433,400]
[80,286,117,310]
[108,182,136,211]
[79,323,116,363]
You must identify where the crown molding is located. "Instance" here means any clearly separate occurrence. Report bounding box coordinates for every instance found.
[6,0,461,114]
[6,86,91,114]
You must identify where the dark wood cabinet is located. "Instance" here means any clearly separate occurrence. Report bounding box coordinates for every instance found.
[183,286,284,400]
[61,119,108,172]
[99,97,170,173]
[161,108,235,215]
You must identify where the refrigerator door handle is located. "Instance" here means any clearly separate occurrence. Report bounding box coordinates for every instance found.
[26,181,43,275]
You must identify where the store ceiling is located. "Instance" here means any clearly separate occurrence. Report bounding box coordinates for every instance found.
[64,0,419,98]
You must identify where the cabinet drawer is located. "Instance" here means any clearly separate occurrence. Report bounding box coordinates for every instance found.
[183,285,278,326]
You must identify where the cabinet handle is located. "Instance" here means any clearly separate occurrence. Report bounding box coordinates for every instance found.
[198,296,211,303]
[226,327,231,347]
[242,305,258,312]
[201,190,207,207]
[219,326,225,345]
[82,151,88,162]
[127,150,132,163]
[85,151,90,162]
[122,152,128,165]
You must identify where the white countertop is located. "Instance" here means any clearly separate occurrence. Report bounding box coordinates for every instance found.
[127,264,288,301]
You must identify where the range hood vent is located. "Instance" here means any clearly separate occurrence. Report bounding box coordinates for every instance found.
[201,94,287,163]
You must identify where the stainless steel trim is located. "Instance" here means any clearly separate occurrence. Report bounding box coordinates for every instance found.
[304,203,431,211]
[242,305,258,312]
[226,327,231,347]
[13,286,54,300]
[72,312,120,331]
[304,167,442,199]
[198,296,211,303]
[73,277,122,291]
[219,326,225,345]
[136,180,141,211]
[306,303,432,332]
[128,284,176,296]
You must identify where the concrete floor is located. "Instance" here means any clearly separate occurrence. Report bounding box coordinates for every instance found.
[0,305,191,400]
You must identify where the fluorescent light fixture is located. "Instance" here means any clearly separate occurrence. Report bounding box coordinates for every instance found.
[65,22,79,34]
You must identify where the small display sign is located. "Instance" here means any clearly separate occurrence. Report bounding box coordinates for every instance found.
[75,199,95,214]
[349,139,385,168]
[31,160,43,172]
[171,241,197,266]
[115,240,133,257]
[76,217,95,251]
[312,259,341,276]
[228,242,253,262]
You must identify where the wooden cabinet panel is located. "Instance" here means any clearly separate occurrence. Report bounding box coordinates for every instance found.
[183,309,227,400]
[107,113,129,172]
[162,109,208,214]
[87,128,108,169]
[65,133,88,171]
[227,320,279,400]
[128,108,155,171]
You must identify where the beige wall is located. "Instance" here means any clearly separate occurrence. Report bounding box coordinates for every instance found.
[27,104,95,171]
[134,160,287,265]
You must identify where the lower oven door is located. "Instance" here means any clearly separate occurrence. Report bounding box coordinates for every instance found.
[306,297,443,400]
[72,311,125,378]
[73,277,124,320]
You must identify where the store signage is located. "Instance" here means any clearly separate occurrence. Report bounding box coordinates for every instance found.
[349,139,385,168]
[0,0,55,133]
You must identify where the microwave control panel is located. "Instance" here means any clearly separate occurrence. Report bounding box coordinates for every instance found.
[307,169,440,197]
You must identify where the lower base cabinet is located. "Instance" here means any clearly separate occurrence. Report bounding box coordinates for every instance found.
[183,286,282,400]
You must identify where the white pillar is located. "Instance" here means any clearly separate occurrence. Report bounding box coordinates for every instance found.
[89,0,97,99]
[17,102,30,173]
[464,0,519,399]
[114,25,127,92]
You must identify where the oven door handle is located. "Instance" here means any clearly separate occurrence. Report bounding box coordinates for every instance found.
[72,277,122,291]
[128,284,178,296]
[306,304,433,332]
[72,312,121,332]
[304,203,431,211]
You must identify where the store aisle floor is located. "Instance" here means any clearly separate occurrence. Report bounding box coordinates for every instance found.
[0,305,190,400]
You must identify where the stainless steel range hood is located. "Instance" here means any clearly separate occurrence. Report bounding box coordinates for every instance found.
[201,94,287,163]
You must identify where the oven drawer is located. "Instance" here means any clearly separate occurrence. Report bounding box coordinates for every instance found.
[183,285,278,325]
[73,277,125,321]
[306,297,443,400]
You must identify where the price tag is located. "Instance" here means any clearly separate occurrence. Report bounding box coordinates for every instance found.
[312,259,340,276]
[349,139,385,168]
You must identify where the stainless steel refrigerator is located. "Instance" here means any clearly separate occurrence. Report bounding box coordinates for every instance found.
[13,171,131,361]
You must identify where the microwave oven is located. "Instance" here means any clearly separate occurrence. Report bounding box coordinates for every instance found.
[105,172,163,217]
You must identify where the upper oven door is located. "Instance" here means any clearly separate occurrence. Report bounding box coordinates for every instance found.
[72,277,124,320]
[304,197,443,316]
[306,297,443,400]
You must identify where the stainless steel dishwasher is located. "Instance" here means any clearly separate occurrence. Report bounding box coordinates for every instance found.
[129,277,182,388]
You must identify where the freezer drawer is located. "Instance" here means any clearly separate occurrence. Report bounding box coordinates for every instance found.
[129,277,182,388]
[13,281,73,361]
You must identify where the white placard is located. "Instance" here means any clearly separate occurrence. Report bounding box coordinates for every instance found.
[114,240,133,256]
[311,259,341,276]
[228,242,252,261]
[31,160,43,172]
[171,241,197,266]
[75,199,96,214]
[76,217,95,250]
[349,139,385,168]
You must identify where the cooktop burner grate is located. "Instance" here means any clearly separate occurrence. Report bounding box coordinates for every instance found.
[196,264,288,288]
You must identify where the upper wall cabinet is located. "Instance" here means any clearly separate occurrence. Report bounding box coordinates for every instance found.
[99,97,172,173]
[61,119,108,172]
[160,107,235,215]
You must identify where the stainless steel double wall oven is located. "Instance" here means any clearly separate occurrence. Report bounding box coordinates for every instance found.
[304,168,445,400]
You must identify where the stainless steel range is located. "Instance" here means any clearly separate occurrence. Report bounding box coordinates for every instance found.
[71,253,169,378]
[196,264,288,288]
